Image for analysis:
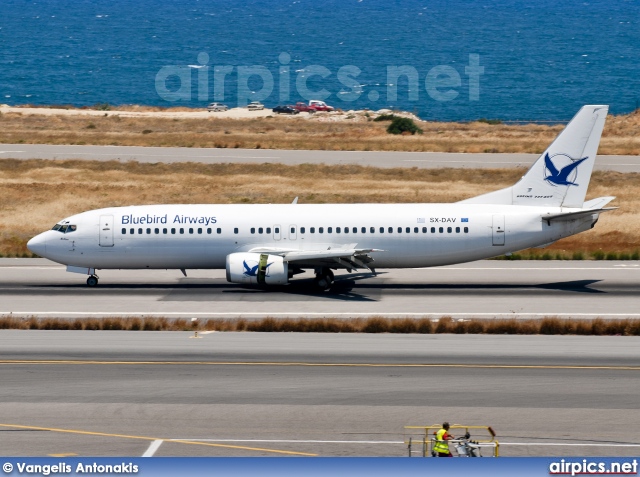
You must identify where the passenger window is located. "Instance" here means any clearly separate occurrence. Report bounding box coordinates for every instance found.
[388,227,393,233]
[319,227,324,233]
[431,227,436,233]
[146,228,151,234]
[274,227,279,233]
[328,227,332,233]
[189,228,194,234]
[456,227,460,233]
[171,228,176,234]
[138,228,143,234]
[361,227,366,233]
[258,227,263,234]
[464,227,469,233]
[406,227,410,233]
[414,227,418,233]
[336,227,341,233]
[344,227,349,234]
[439,227,444,233]
[207,228,212,234]
[198,228,202,234]
[301,227,306,234]
[352,227,357,233]
[310,227,315,233]
[267,227,271,234]
[121,228,126,234]
[370,227,375,233]
[130,228,134,234]
[180,228,184,234]
[251,228,255,234]
[217,228,221,234]
[422,227,427,233]
[291,227,295,234]
[397,227,402,233]
[380,227,384,233]
[155,228,159,234]
[447,227,452,233]
[163,228,167,234]
[234,228,238,234]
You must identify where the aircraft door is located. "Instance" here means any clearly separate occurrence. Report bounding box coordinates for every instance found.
[289,225,297,240]
[273,225,281,241]
[99,215,115,247]
[492,215,505,246]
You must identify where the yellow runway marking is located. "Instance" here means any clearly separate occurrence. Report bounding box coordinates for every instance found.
[0,424,316,456]
[0,360,639,370]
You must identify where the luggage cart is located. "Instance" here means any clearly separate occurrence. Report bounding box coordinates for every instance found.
[405,424,499,457]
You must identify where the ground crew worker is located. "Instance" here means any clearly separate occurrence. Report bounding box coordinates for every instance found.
[433,422,455,457]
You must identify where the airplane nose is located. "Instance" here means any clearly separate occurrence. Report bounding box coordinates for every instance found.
[27,233,47,257]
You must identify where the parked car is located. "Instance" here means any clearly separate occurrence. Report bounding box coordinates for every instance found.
[294,102,315,113]
[247,101,264,110]
[207,102,229,112]
[308,100,334,112]
[272,105,299,115]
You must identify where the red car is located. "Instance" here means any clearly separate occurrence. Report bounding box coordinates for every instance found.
[294,101,334,113]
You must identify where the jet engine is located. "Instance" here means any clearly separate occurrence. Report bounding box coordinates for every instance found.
[226,252,288,285]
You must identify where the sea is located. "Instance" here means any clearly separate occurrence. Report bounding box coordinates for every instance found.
[1,0,639,122]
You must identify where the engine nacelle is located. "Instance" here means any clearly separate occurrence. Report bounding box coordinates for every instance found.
[226,252,289,285]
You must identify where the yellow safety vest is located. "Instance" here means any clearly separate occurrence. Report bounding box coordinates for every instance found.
[433,428,450,454]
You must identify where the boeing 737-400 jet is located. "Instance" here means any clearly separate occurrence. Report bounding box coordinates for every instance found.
[27,105,615,289]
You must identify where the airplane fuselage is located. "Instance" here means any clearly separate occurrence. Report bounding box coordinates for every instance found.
[29,203,595,271]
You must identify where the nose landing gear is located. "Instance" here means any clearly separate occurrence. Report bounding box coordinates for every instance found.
[86,275,99,287]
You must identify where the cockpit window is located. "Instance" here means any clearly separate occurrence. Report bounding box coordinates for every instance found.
[51,224,77,234]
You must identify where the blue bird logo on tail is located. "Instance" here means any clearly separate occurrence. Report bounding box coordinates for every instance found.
[544,153,589,186]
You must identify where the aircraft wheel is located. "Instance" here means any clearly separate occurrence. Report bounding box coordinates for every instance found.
[314,269,334,291]
[86,275,99,287]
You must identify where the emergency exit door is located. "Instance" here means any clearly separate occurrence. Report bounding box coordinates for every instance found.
[492,215,505,246]
[99,215,114,247]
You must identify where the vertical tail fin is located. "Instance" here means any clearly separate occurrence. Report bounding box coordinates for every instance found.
[461,105,608,207]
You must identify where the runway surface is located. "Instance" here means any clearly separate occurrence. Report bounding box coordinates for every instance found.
[1,259,639,319]
[1,144,639,172]
[1,331,639,457]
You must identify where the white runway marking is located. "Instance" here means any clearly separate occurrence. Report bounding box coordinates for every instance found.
[142,439,163,457]
[169,438,640,448]
[3,312,640,318]
[172,438,402,444]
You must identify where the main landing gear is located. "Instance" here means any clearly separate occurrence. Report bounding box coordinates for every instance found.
[313,268,334,291]
[86,275,99,287]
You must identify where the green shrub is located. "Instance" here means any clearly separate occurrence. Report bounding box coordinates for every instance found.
[387,117,423,135]
[373,114,396,122]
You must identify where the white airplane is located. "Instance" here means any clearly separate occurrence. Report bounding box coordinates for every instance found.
[27,105,615,289]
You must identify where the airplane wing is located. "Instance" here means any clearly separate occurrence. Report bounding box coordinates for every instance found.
[247,246,383,272]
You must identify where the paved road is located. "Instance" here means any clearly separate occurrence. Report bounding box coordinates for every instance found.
[1,144,639,172]
[0,331,639,457]
[1,259,639,319]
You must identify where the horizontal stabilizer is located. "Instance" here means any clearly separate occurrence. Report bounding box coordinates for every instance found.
[542,207,617,225]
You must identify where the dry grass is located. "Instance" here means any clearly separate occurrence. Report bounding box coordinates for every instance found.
[0,159,636,257]
[1,108,640,153]
[2,315,639,335]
